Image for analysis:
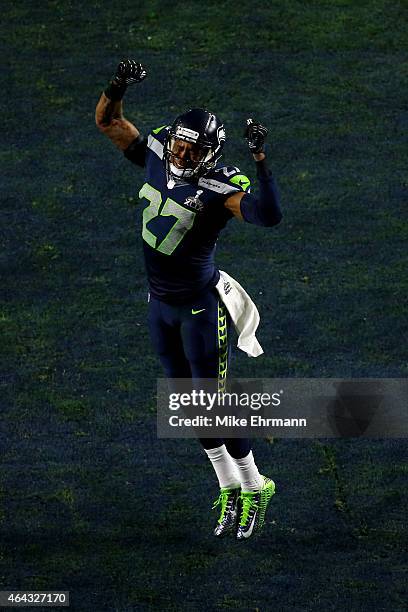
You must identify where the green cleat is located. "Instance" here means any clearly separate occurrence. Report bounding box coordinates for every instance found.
[236,476,276,540]
[212,487,241,537]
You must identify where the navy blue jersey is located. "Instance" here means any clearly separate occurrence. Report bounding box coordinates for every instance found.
[127,125,251,304]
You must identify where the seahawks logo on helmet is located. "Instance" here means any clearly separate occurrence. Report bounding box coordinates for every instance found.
[164,108,226,181]
[217,125,226,144]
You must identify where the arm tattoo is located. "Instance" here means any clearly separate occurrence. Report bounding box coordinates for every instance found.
[101,99,122,126]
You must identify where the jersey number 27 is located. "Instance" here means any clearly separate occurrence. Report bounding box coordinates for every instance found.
[139,183,196,255]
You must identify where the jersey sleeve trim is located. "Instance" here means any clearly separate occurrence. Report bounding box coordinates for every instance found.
[198,176,240,196]
[152,125,167,134]
[229,174,251,192]
[147,133,164,160]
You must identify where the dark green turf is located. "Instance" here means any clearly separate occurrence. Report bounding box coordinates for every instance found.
[1,1,407,610]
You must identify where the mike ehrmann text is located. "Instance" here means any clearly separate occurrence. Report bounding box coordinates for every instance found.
[168,415,307,427]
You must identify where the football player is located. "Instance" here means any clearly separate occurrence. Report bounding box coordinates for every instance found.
[95,60,282,540]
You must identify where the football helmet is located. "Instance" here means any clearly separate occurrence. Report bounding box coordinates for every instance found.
[164,108,226,181]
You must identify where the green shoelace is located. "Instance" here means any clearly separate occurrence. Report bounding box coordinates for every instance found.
[239,492,259,527]
[212,489,235,523]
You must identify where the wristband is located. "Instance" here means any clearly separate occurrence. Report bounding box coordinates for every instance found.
[104,80,127,101]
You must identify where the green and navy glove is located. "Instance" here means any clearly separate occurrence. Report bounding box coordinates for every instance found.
[244,118,268,154]
[105,60,147,101]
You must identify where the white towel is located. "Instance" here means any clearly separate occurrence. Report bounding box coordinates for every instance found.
[215,270,264,358]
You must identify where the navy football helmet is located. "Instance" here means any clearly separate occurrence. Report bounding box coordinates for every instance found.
[164,108,226,180]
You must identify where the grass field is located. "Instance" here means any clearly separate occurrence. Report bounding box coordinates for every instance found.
[1,1,407,610]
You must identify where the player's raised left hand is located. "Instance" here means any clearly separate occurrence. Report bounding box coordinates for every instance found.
[113,60,147,86]
[244,118,268,154]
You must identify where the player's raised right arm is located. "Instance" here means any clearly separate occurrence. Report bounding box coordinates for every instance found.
[95,60,147,151]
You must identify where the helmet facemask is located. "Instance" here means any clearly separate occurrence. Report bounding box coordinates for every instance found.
[164,135,218,181]
[163,109,226,183]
